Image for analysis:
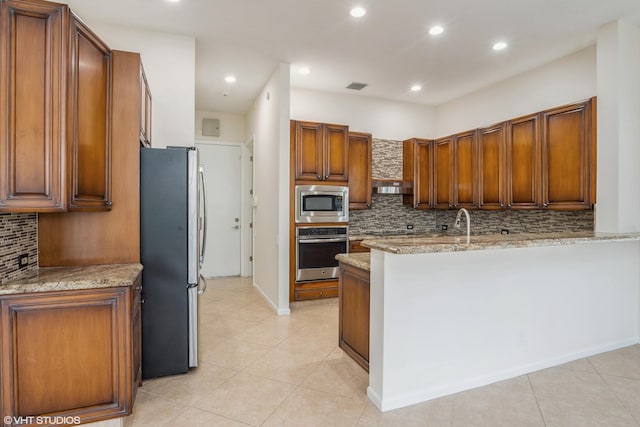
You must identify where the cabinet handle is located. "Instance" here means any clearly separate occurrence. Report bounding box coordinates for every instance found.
[317,175,322,180]
[508,203,512,208]
[320,291,324,296]
[105,201,112,208]
[325,175,329,180]
[135,285,142,290]
[543,203,549,208]
[500,203,504,208]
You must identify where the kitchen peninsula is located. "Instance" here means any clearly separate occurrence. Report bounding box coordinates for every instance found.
[337,231,640,412]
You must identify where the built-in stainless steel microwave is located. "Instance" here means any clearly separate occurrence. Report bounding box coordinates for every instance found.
[295,185,348,223]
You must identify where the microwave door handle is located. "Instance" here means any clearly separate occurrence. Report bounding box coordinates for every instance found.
[298,238,348,244]
[199,166,208,268]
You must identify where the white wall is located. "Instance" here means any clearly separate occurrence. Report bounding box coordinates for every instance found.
[86,22,196,148]
[195,110,246,143]
[246,64,291,314]
[436,46,597,136]
[291,88,436,140]
[596,20,640,233]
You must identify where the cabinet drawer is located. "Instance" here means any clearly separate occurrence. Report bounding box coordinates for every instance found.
[295,287,338,300]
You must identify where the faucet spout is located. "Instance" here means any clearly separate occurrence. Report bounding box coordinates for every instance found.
[454,208,471,240]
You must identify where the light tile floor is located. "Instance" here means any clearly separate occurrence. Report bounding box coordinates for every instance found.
[125,277,640,427]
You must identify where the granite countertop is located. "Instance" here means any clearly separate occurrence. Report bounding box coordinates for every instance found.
[336,252,371,271]
[0,263,143,295]
[361,231,640,255]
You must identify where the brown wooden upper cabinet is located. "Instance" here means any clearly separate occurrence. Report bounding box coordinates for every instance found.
[477,123,506,209]
[68,16,112,211]
[453,130,477,209]
[506,114,541,209]
[402,138,433,209]
[293,120,349,183]
[348,132,372,209]
[0,0,114,213]
[0,0,67,212]
[541,99,595,210]
[434,136,454,209]
[140,64,152,147]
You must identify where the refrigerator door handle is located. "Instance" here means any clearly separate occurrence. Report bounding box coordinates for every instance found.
[199,166,208,268]
[198,274,207,295]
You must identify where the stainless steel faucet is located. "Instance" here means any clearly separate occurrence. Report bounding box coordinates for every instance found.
[454,208,471,240]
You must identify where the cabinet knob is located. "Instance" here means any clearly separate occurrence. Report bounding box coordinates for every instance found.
[508,203,512,208]
[324,175,329,180]
[317,175,322,180]
[500,203,504,208]
[105,201,113,208]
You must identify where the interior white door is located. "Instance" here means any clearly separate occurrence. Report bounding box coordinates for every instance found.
[197,143,241,277]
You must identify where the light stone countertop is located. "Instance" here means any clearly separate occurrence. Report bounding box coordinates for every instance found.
[336,252,371,271]
[361,231,640,255]
[0,263,143,295]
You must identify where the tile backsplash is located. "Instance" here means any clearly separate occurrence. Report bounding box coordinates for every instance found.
[0,213,38,284]
[349,138,595,235]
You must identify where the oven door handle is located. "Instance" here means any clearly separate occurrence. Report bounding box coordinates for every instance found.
[297,238,348,244]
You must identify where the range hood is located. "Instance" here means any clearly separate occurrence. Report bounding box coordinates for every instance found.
[371,179,413,194]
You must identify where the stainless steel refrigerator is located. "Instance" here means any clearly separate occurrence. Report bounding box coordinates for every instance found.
[140,146,207,379]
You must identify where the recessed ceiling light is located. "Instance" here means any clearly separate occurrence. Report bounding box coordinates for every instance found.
[167,0,180,3]
[493,41,508,51]
[429,26,444,36]
[298,66,311,76]
[410,84,422,92]
[224,75,236,83]
[350,7,366,18]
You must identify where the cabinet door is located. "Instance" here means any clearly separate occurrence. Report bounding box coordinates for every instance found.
[294,121,324,181]
[0,288,131,422]
[478,123,505,209]
[453,130,476,208]
[434,136,453,209]
[506,114,541,209]
[339,263,370,371]
[402,138,433,209]
[348,132,372,209]
[541,100,593,210]
[323,124,349,182]
[0,0,67,212]
[68,16,112,211]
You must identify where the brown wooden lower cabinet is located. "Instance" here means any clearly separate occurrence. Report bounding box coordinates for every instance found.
[338,262,370,371]
[0,281,141,426]
[348,240,370,253]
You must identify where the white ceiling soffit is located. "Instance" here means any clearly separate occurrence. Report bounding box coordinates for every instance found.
[64,0,640,114]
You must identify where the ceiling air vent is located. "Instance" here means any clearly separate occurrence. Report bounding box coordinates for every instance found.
[346,82,368,90]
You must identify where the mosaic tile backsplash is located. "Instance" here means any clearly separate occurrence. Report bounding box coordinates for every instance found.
[349,138,595,235]
[0,213,38,284]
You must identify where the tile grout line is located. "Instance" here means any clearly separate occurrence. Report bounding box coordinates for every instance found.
[589,356,640,424]
[527,374,549,427]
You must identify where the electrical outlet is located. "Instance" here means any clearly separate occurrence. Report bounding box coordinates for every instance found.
[441,224,448,231]
[406,224,414,230]
[18,253,28,269]
[501,229,510,235]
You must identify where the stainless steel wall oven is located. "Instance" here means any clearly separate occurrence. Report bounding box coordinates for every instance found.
[296,226,348,281]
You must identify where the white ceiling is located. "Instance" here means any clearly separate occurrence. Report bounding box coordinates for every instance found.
[65,0,640,114]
